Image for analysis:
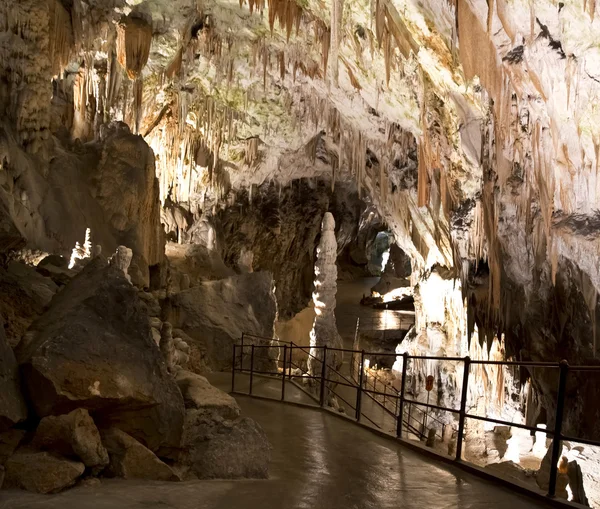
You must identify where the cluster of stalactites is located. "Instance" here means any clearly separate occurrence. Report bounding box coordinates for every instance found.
[149,88,253,205]
[48,0,74,77]
[0,0,52,154]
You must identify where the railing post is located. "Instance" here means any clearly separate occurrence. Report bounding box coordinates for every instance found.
[249,344,255,396]
[356,350,365,421]
[240,333,245,370]
[289,343,294,380]
[281,344,287,401]
[319,346,328,407]
[455,356,471,461]
[231,344,237,393]
[396,352,408,437]
[547,360,569,498]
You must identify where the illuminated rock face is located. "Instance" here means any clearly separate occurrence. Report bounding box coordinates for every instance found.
[308,212,343,375]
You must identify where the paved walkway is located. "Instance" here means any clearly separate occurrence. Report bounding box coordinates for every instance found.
[1,391,551,509]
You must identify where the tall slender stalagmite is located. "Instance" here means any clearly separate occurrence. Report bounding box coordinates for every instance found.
[308,212,343,377]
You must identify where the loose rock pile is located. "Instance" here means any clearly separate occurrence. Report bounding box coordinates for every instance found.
[0,251,272,494]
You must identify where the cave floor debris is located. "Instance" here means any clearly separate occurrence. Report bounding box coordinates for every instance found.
[1,383,552,509]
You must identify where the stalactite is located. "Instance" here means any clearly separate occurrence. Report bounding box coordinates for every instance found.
[116,14,153,80]
[133,78,143,135]
[267,0,303,38]
[340,56,361,90]
[48,0,73,77]
[329,0,343,87]
[245,137,260,165]
[165,48,183,81]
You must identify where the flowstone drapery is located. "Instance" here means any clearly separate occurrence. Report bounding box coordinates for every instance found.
[308,212,343,377]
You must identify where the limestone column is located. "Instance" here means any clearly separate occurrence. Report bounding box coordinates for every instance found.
[308,212,343,377]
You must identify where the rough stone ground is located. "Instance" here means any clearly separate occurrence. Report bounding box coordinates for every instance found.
[0,393,553,509]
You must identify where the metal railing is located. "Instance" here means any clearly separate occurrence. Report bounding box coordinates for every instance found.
[231,337,600,505]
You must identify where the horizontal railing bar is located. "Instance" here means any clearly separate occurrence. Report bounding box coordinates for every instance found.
[326,347,369,353]
[464,413,554,434]
[567,366,600,372]
[469,360,559,367]
[560,434,600,447]
[241,334,283,341]
[238,344,277,349]
[403,399,460,414]
[407,355,464,361]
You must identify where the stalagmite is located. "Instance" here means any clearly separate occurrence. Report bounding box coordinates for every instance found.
[110,246,133,283]
[308,212,343,377]
[68,228,93,269]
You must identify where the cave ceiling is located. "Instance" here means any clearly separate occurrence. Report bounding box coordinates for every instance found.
[4,0,600,352]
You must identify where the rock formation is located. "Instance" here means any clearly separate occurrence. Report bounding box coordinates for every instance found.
[308,212,343,376]
[101,428,178,481]
[3,449,85,494]
[16,258,185,455]
[109,245,133,283]
[164,271,278,371]
[0,253,272,494]
[0,317,27,431]
[175,370,270,480]
[30,408,109,471]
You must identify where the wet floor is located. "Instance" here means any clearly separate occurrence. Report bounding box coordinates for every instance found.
[1,392,552,509]
[336,277,384,345]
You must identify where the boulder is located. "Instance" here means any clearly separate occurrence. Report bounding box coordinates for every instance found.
[175,370,240,419]
[0,429,26,464]
[0,262,58,347]
[173,372,269,480]
[165,242,234,291]
[16,259,184,455]
[3,448,85,493]
[0,316,27,431]
[567,460,589,506]
[0,196,25,253]
[164,271,277,371]
[179,416,270,479]
[138,290,161,317]
[36,262,75,286]
[484,461,537,488]
[173,328,209,374]
[101,428,178,481]
[536,442,569,498]
[31,408,109,470]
